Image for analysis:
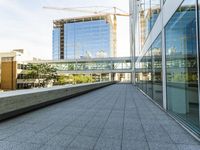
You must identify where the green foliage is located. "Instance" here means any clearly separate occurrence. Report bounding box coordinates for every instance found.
[57,74,94,85]
[68,64,75,70]
[73,75,93,84]
[25,63,94,86]
[25,63,57,86]
[171,73,197,83]
[57,75,73,85]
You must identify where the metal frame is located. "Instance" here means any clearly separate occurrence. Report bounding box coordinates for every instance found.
[25,57,132,64]
[161,0,167,110]
[195,0,200,124]
[130,0,200,138]
[22,57,132,74]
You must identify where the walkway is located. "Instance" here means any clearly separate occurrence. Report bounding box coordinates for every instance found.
[0,84,199,150]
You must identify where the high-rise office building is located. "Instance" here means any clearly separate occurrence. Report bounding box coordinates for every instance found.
[52,15,114,60]
[130,0,200,136]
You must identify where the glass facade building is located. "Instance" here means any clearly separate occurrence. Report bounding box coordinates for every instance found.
[130,0,200,136]
[52,15,113,60]
[52,28,61,60]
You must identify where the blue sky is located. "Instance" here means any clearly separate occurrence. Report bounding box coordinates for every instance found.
[0,0,130,59]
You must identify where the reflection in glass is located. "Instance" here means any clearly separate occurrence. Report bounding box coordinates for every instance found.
[152,34,162,106]
[146,49,153,98]
[135,34,162,107]
[139,0,161,48]
[142,56,147,92]
[139,0,146,48]
[135,62,142,89]
[64,20,111,59]
[144,0,151,38]
[52,28,60,60]
[150,0,161,29]
[165,0,199,128]
[139,0,151,46]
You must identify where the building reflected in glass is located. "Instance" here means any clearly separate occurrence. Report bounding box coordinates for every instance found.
[52,15,113,60]
[130,0,200,136]
[52,28,60,60]
[165,0,199,128]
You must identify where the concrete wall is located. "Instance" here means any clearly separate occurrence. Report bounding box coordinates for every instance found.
[0,81,115,121]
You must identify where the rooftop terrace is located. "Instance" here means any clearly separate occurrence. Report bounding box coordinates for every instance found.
[0,84,199,150]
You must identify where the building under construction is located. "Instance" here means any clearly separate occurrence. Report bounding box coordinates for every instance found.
[52,15,115,60]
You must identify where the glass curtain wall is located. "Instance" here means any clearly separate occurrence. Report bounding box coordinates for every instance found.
[144,0,151,38]
[52,28,61,60]
[140,58,145,92]
[134,0,200,135]
[135,34,162,106]
[139,0,146,48]
[64,20,111,59]
[146,49,153,98]
[152,34,163,106]
[142,53,148,93]
[65,23,75,59]
[139,0,160,48]
[165,0,199,129]
[135,61,142,89]
[150,0,161,29]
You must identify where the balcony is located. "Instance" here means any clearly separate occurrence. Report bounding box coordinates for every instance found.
[0,84,199,150]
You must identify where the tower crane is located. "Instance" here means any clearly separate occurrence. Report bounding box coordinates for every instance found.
[43,6,130,57]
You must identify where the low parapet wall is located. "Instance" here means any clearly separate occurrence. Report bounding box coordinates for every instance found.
[0,81,115,121]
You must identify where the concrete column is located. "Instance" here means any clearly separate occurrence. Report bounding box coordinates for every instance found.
[109,73,111,81]
[161,7,167,110]
[100,74,102,82]
[111,73,115,81]
[131,72,135,84]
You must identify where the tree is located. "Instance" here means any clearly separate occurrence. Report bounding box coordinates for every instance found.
[56,74,93,85]
[57,75,73,85]
[25,63,57,87]
[73,75,93,84]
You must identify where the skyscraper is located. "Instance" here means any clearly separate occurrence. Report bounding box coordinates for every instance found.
[52,15,114,60]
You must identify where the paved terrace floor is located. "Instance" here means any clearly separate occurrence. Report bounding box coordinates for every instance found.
[0,84,200,150]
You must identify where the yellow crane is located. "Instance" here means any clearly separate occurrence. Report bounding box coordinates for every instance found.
[43,6,129,57]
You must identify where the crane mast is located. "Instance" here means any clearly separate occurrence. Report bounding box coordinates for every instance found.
[113,7,117,57]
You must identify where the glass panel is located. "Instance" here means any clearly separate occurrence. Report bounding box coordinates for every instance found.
[135,62,141,88]
[144,0,151,38]
[139,0,146,48]
[152,34,163,106]
[64,19,111,59]
[139,60,143,89]
[142,56,147,92]
[146,49,153,98]
[52,28,60,60]
[139,0,160,48]
[135,72,139,86]
[165,0,199,128]
[150,0,161,29]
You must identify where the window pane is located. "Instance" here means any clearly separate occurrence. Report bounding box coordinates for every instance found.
[165,0,199,129]
[146,49,153,98]
[152,34,163,106]
[64,19,111,59]
[144,0,151,38]
[52,28,60,60]
[150,0,161,29]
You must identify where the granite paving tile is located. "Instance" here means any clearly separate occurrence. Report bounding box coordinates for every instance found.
[0,84,199,150]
